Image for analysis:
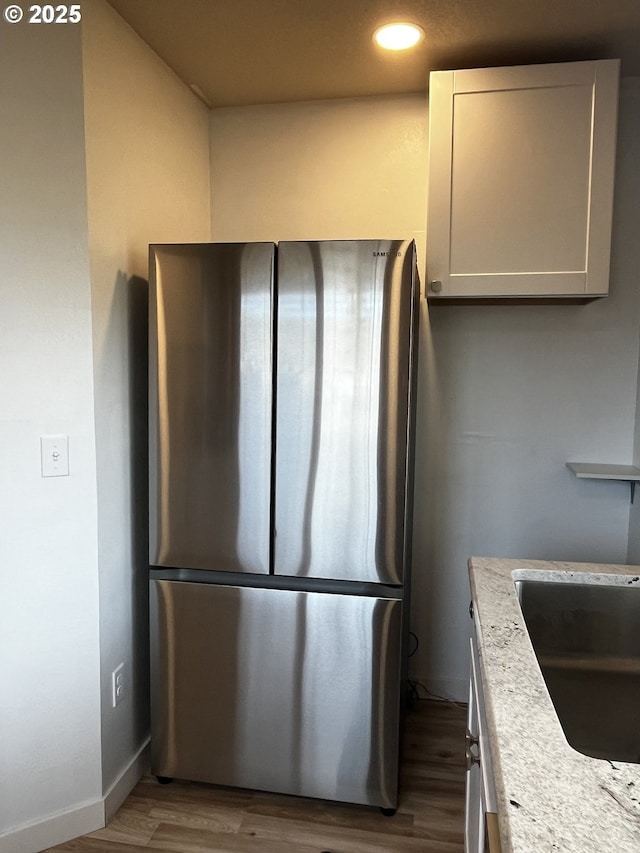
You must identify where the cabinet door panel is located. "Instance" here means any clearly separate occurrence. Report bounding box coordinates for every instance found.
[450,86,591,275]
[427,60,619,300]
[466,632,501,852]
[464,648,484,852]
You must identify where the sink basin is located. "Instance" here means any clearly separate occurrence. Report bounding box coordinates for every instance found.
[516,580,640,764]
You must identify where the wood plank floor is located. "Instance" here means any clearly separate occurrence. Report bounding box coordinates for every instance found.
[45,699,466,853]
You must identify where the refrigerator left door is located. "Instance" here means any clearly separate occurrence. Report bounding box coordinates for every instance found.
[149,243,275,573]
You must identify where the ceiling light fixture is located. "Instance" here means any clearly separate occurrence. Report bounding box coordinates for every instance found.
[373,22,425,51]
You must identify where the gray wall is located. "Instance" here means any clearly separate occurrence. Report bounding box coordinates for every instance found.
[417,80,640,698]
[208,82,640,699]
[623,81,640,562]
[0,19,103,845]
[82,0,211,797]
[0,4,212,847]
[2,13,639,844]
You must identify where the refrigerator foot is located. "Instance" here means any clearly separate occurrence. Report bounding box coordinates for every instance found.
[379,807,396,817]
[155,776,174,785]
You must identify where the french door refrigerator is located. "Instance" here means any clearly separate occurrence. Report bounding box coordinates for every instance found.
[148,239,419,811]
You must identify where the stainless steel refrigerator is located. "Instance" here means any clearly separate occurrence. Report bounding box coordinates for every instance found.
[148,239,419,811]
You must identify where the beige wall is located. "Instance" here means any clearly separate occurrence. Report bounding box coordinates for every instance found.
[210,94,428,276]
[82,0,211,800]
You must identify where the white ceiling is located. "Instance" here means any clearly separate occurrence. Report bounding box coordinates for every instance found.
[106,0,640,108]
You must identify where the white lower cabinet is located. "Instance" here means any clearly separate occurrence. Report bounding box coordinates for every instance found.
[465,631,502,852]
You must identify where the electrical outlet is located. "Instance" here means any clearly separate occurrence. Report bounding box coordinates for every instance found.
[112,663,126,708]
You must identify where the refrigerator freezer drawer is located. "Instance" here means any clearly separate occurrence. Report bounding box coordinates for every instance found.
[150,579,403,808]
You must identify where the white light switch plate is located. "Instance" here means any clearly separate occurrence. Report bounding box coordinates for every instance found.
[41,435,69,477]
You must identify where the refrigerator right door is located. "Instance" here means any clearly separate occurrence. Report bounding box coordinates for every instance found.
[275,240,418,584]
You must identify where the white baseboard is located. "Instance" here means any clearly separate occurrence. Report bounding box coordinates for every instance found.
[103,739,150,823]
[0,740,150,853]
[0,798,104,853]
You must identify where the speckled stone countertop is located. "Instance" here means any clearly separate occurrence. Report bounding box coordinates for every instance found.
[468,557,640,852]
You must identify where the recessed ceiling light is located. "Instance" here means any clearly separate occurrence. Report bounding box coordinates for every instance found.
[373,22,425,51]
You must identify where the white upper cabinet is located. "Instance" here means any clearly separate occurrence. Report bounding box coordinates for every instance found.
[426,60,620,300]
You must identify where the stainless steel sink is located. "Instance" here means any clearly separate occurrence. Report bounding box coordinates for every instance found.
[516,580,640,764]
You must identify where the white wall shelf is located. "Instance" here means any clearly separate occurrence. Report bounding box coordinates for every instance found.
[566,462,640,503]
